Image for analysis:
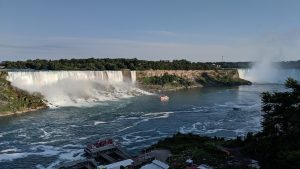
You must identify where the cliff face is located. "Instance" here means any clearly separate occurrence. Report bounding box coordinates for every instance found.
[0,71,47,116]
[136,69,239,80]
[136,69,251,90]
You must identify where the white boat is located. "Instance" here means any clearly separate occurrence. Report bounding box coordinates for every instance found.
[160,95,169,102]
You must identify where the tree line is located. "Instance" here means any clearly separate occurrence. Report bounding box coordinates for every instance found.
[0,58,299,70]
[0,58,250,70]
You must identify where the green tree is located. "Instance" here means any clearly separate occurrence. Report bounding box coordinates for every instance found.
[261,78,300,137]
[242,78,300,169]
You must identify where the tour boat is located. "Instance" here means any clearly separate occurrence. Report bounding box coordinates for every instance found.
[160,95,169,102]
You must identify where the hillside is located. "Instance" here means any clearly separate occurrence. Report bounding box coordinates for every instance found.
[0,71,47,116]
[136,69,251,91]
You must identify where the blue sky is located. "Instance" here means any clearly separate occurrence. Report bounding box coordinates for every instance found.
[0,0,300,61]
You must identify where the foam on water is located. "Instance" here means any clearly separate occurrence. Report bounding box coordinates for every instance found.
[0,149,20,153]
[0,146,59,162]
[94,121,107,125]
[115,111,175,132]
[0,144,85,169]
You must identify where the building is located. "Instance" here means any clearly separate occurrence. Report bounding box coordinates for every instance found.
[140,160,169,169]
[84,138,132,165]
[59,138,170,169]
[98,159,134,169]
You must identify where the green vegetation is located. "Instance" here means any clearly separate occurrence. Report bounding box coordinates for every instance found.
[151,133,252,169]
[140,74,194,89]
[0,71,46,115]
[1,58,217,70]
[196,71,251,87]
[1,58,299,70]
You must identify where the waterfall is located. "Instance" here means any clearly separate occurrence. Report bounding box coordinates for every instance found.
[6,71,148,107]
[130,71,136,83]
[238,68,300,84]
[7,71,132,85]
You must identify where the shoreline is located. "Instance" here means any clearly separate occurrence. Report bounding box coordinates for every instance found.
[137,84,201,93]
[0,105,48,117]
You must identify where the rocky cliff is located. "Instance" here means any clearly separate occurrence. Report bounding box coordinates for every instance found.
[136,69,251,91]
[136,69,239,80]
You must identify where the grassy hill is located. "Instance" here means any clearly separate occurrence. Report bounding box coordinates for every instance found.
[0,71,47,116]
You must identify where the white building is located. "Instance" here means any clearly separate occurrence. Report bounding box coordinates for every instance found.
[140,159,169,169]
[98,159,134,169]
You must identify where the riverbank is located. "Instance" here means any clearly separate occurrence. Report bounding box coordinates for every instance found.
[0,71,47,116]
[0,106,47,117]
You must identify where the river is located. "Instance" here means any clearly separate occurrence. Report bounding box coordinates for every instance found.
[0,83,284,169]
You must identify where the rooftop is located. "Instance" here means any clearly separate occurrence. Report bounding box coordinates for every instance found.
[140,159,169,169]
[99,159,134,169]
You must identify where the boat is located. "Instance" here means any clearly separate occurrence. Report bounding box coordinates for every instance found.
[160,95,169,102]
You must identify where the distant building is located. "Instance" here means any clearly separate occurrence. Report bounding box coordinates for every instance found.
[212,64,221,68]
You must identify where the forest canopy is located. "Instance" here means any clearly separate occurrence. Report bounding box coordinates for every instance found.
[0,58,299,70]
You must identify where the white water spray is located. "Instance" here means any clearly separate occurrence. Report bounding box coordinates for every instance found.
[238,59,300,84]
[7,71,149,107]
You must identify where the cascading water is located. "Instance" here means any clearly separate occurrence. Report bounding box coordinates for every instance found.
[130,71,136,83]
[237,58,300,84]
[6,71,149,107]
